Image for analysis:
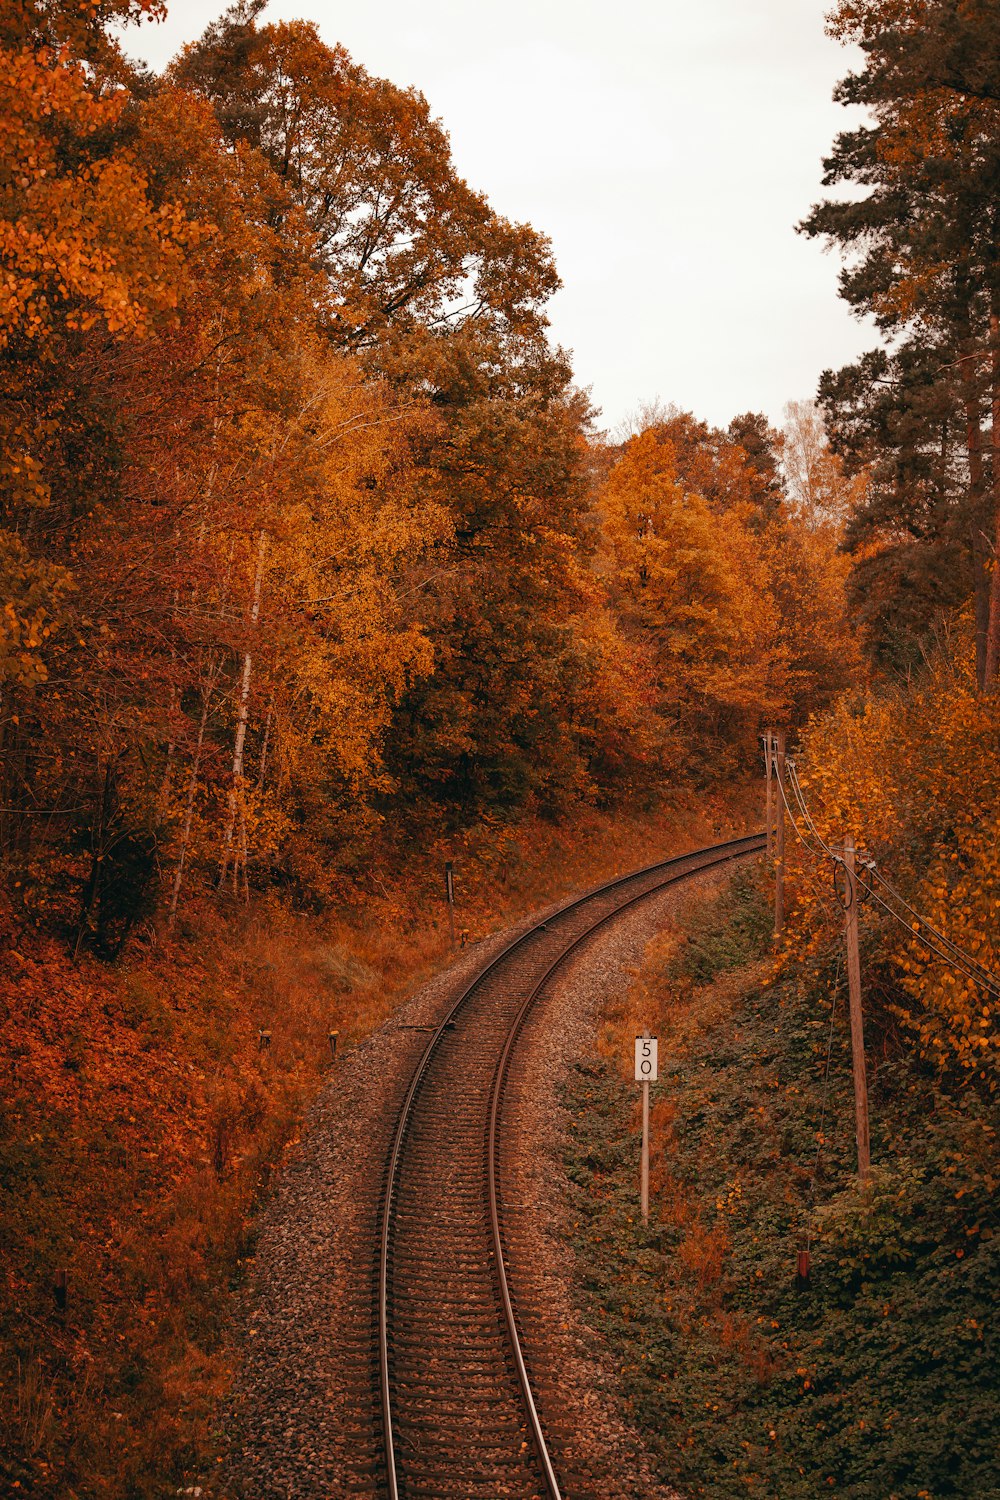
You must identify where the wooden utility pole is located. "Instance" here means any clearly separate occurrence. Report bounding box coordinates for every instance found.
[773,729,779,864]
[843,836,872,1180]
[773,730,786,941]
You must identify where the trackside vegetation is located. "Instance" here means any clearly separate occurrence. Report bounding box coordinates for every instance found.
[564,863,999,1498]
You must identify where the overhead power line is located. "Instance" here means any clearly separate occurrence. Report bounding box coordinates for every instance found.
[855,876,1000,1001]
[768,742,1000,1002]
[865,864,1000,990]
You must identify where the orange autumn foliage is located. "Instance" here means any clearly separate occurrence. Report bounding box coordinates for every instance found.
[782,629,999,1076]
[600,418,860,769]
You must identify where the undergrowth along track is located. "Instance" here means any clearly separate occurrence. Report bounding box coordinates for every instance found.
[376,832,765,1500]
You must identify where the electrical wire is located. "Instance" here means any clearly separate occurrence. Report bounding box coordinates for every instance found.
[864,885,1000,999]
[769,744,998,1273]
[865,864,1000,990]
[772,751,1000,1002]
[787,759,837,859]
[854,873,1000,1000]
[773,759,828,860]
[864,875,999,991]
[786,759,818,834]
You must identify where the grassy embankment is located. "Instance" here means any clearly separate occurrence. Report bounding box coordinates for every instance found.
[0,782,757,1499]
[563,871,999,1499]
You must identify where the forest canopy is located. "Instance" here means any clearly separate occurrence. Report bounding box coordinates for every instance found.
[0,0,878,953]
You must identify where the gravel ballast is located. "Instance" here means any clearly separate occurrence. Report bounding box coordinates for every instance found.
[220,867,730,1499]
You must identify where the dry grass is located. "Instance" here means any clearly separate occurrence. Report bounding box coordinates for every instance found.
[15,1358,56,1459]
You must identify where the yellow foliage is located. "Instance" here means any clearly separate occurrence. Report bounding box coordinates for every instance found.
[600,424,860,762]
[0,532,72,690]
[788,631,1000,1074]
[0,44,194,350]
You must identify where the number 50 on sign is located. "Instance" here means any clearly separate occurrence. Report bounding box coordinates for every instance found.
[635,1035,658,1082]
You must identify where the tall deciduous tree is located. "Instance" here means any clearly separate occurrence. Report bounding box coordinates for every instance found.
[599,421,858,765]
[782,399,867,529]
[171,2,558,352]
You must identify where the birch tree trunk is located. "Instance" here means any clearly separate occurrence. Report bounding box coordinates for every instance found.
[256,693,275,791]
[167,531,234,924]
[219,531,267,890]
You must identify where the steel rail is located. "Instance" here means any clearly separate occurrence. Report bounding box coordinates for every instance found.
[377,830,766,1500]
[486,832,765,1498]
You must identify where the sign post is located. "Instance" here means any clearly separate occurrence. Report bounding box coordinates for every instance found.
[634,1032,658,1223]
[444,861,456,946]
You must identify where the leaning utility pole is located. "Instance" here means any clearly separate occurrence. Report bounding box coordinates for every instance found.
[842,836,871,1180]
[773,730,786,941]
[773,732,779,864]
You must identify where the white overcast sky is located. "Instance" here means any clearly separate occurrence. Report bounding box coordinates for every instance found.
[124,0,877,434]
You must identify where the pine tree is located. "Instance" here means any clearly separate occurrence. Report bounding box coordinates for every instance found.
[803,0,1000,684]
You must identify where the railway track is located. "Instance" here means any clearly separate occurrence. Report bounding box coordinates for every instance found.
[375,831,766,1500]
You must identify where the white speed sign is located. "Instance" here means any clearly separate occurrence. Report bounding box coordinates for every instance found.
[634,1035,658,1083]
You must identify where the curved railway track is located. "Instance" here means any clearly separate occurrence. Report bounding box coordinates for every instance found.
[376,831,765,1500]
